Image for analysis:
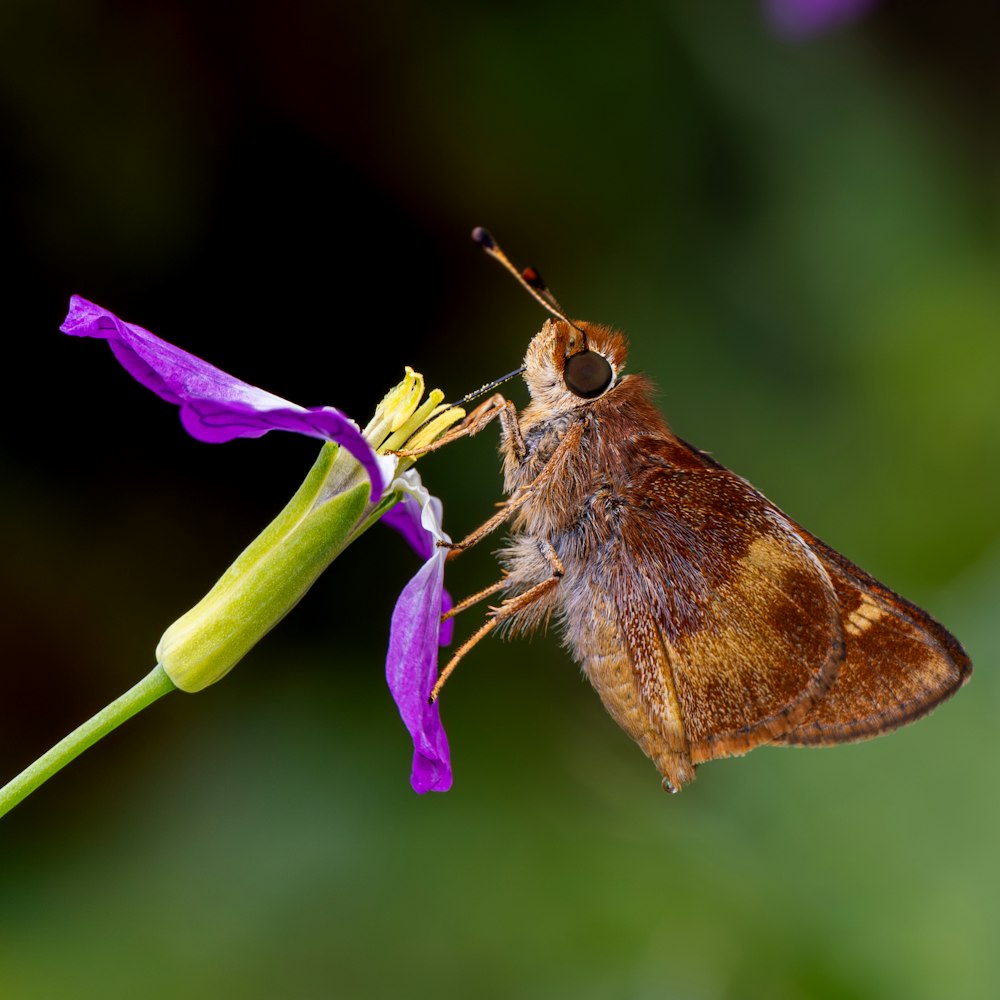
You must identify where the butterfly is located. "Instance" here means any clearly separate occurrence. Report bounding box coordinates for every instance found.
[411,229,971,791]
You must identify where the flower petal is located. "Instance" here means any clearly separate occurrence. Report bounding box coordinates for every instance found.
[382,469,454,644]
[438,587,455,649]
[381,490,435,561]
[383,469,454,792]
[60,296,387,495]
[382,492,455,646]
[386,548,452,793]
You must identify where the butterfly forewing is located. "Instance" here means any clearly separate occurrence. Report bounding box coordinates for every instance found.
[585,440,847,774]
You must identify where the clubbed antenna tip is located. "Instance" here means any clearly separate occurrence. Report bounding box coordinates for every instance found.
[471,226,495,249]
[469,226,581,340]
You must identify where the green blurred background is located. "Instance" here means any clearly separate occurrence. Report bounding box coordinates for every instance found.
[1,1,997,997]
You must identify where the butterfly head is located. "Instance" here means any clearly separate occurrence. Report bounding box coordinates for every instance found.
[522,318,626,413]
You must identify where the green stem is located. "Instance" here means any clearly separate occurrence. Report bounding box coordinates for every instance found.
[0,665,177,819]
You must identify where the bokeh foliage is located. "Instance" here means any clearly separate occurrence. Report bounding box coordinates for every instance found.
[1,2,997,998]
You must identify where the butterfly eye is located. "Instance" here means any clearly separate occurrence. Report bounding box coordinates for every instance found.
[564,350,614,399]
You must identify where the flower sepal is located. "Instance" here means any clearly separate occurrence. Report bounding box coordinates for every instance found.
[157,442,371,692]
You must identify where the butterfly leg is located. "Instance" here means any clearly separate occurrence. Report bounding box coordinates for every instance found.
[430,543,564,702]
[444,420,583,559]
[442,576,509,622]
[395,394,519,457]
[443,488,534,560]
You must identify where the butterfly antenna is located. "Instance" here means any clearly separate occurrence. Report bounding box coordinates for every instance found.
[450,366,525,410]
[471,227,588,347]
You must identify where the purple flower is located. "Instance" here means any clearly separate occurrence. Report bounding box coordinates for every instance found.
[61,295,457,793]
[764,0,877,39]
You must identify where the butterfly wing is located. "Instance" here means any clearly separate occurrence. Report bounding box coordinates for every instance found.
[581,433,969,786]
[770,530,971,745]
[575,436,849,786]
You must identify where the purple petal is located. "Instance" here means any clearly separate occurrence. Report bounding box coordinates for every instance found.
[386,548,452,793]
[764,0,877,39]
[439,589,454,648]
[381,475,455,646]
[381,490,435,561]
[60,296,385,495]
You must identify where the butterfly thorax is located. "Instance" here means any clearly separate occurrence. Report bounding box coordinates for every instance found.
[498,374,677,628]
[503,372,675,538]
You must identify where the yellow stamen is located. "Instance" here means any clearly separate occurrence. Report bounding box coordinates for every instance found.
[381,388,444,453]
[404,404,466,453]
[363,366,425,446]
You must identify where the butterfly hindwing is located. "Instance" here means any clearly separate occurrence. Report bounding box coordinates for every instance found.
[772,530,971,745]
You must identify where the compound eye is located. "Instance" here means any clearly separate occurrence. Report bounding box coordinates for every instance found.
[564,350,613,399]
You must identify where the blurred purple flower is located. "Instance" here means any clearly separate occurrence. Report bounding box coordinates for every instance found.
[764,0,878,39]
[61,295,453,793]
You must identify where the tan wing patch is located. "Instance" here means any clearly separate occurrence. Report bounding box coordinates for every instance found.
[844,593,886,637]
[674,524,845,763]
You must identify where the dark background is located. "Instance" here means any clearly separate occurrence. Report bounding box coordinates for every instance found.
[1,2,998,997]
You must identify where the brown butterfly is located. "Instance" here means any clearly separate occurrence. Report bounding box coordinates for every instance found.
[410,228,971,792]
